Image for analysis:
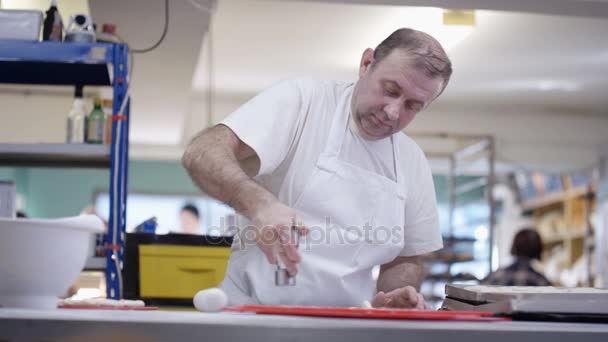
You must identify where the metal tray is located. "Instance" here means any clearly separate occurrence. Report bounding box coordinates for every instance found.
[445,284,608,304]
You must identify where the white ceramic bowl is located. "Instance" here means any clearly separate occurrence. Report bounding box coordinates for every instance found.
[0,215,104,309]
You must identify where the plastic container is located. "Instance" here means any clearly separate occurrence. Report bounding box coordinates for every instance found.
[86,98,105,144]
[66,93,87,144]
[102,99,113,145]
[0,10,43,41]
[96,23,121,43]
[0,215,105,309]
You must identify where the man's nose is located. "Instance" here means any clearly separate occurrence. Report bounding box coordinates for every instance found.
[384,101,401,121]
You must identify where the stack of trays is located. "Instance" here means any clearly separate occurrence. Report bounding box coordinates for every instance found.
[442,284,608,323]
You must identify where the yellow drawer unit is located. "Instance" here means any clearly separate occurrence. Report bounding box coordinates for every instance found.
[139,245,230,299]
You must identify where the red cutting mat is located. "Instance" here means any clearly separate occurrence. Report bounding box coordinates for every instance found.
[224,305,509,321]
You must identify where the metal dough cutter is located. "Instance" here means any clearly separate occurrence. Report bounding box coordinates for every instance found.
[275,223,301,286]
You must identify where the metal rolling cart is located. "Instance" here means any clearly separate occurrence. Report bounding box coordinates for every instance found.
[0,40,130,299]
[445,134,496,275]
[409,132,496,305]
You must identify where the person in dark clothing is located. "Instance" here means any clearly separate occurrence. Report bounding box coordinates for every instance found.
[482,228,552,286]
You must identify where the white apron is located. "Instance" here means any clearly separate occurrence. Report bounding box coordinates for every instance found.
[220,84,406,307]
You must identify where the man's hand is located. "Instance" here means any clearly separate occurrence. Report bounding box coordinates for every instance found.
[182,125,307,273]
[374,255,427,309]
[371,285,430,310]
[251,201,308,276]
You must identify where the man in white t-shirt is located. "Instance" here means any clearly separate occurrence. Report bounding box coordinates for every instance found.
[183,28,452,308]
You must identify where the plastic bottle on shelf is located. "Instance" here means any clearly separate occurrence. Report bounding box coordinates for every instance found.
[86,98,105,144]
[102,99,113,145]
[66,88,86,143]
[42,0,63,42]
[96,24,121,43]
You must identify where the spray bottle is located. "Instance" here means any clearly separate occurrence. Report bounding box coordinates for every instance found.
[42,0,63,42]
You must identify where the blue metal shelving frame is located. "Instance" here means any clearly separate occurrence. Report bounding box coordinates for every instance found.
[107,43,129,300]
[0,40,129,299]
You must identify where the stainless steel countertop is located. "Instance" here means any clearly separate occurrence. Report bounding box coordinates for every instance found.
[1,308,608,342]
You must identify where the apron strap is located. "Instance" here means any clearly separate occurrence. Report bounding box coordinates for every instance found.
[323,83,405,197]
[391,133,406,199]
[323,84,353,159]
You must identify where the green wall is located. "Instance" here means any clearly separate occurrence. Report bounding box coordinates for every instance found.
[1,161,481,218]
[0,160,199,218]
[432,174,486,205]
[0,168,16,181]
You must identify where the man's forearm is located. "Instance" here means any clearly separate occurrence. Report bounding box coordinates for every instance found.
[377,256,425,292]
[181,126,276,219]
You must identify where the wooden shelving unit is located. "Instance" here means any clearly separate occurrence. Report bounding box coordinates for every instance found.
[519,173,595,286]
[522,185,594,211]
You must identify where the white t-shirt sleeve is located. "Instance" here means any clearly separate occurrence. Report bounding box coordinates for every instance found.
[399,146,443,257]
[220,79,304,176]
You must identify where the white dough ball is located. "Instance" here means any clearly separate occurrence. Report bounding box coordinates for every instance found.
[193,288,228,312]
[361,300,372,309]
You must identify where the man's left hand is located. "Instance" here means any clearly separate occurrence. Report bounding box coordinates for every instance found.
[371,285,430,310]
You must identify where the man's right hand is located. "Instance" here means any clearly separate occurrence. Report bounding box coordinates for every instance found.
[182,126,308,273]
[251,201,308,276]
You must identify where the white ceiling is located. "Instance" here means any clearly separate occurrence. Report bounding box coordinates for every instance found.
[89,0,213,145]
[185,0,608,171]
[295,0,608,19]
[195,0,608,114]
[2,0,608,171]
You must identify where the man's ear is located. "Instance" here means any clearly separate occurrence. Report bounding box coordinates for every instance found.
[359,48,375,78]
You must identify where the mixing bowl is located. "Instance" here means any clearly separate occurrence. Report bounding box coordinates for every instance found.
[0,215,105,309]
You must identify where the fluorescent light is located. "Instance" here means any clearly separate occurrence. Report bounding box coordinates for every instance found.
[366,7,475,51]
[537,80,580,92]
[431,25,475,51]
[443,10,476,26]
[487,79,582,92]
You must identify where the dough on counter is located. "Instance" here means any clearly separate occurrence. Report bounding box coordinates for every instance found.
[60,298,145,307]
[193,288,228,312]
[361,300,372,308]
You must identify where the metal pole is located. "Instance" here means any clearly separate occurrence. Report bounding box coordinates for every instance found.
[448,155,456,274]
[487,137,496,273]
[584,185,594,287]
[106,43,129,299]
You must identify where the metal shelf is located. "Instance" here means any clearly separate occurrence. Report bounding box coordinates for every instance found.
[0,41,115,86]
[521,186,594,211]
[426,273,479,282]
[84,256,107,270]
[423,255,476,264]
[542,229,587,245]
[0,41,130,300]
[0,143,110,168]
[443,235,476,244]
